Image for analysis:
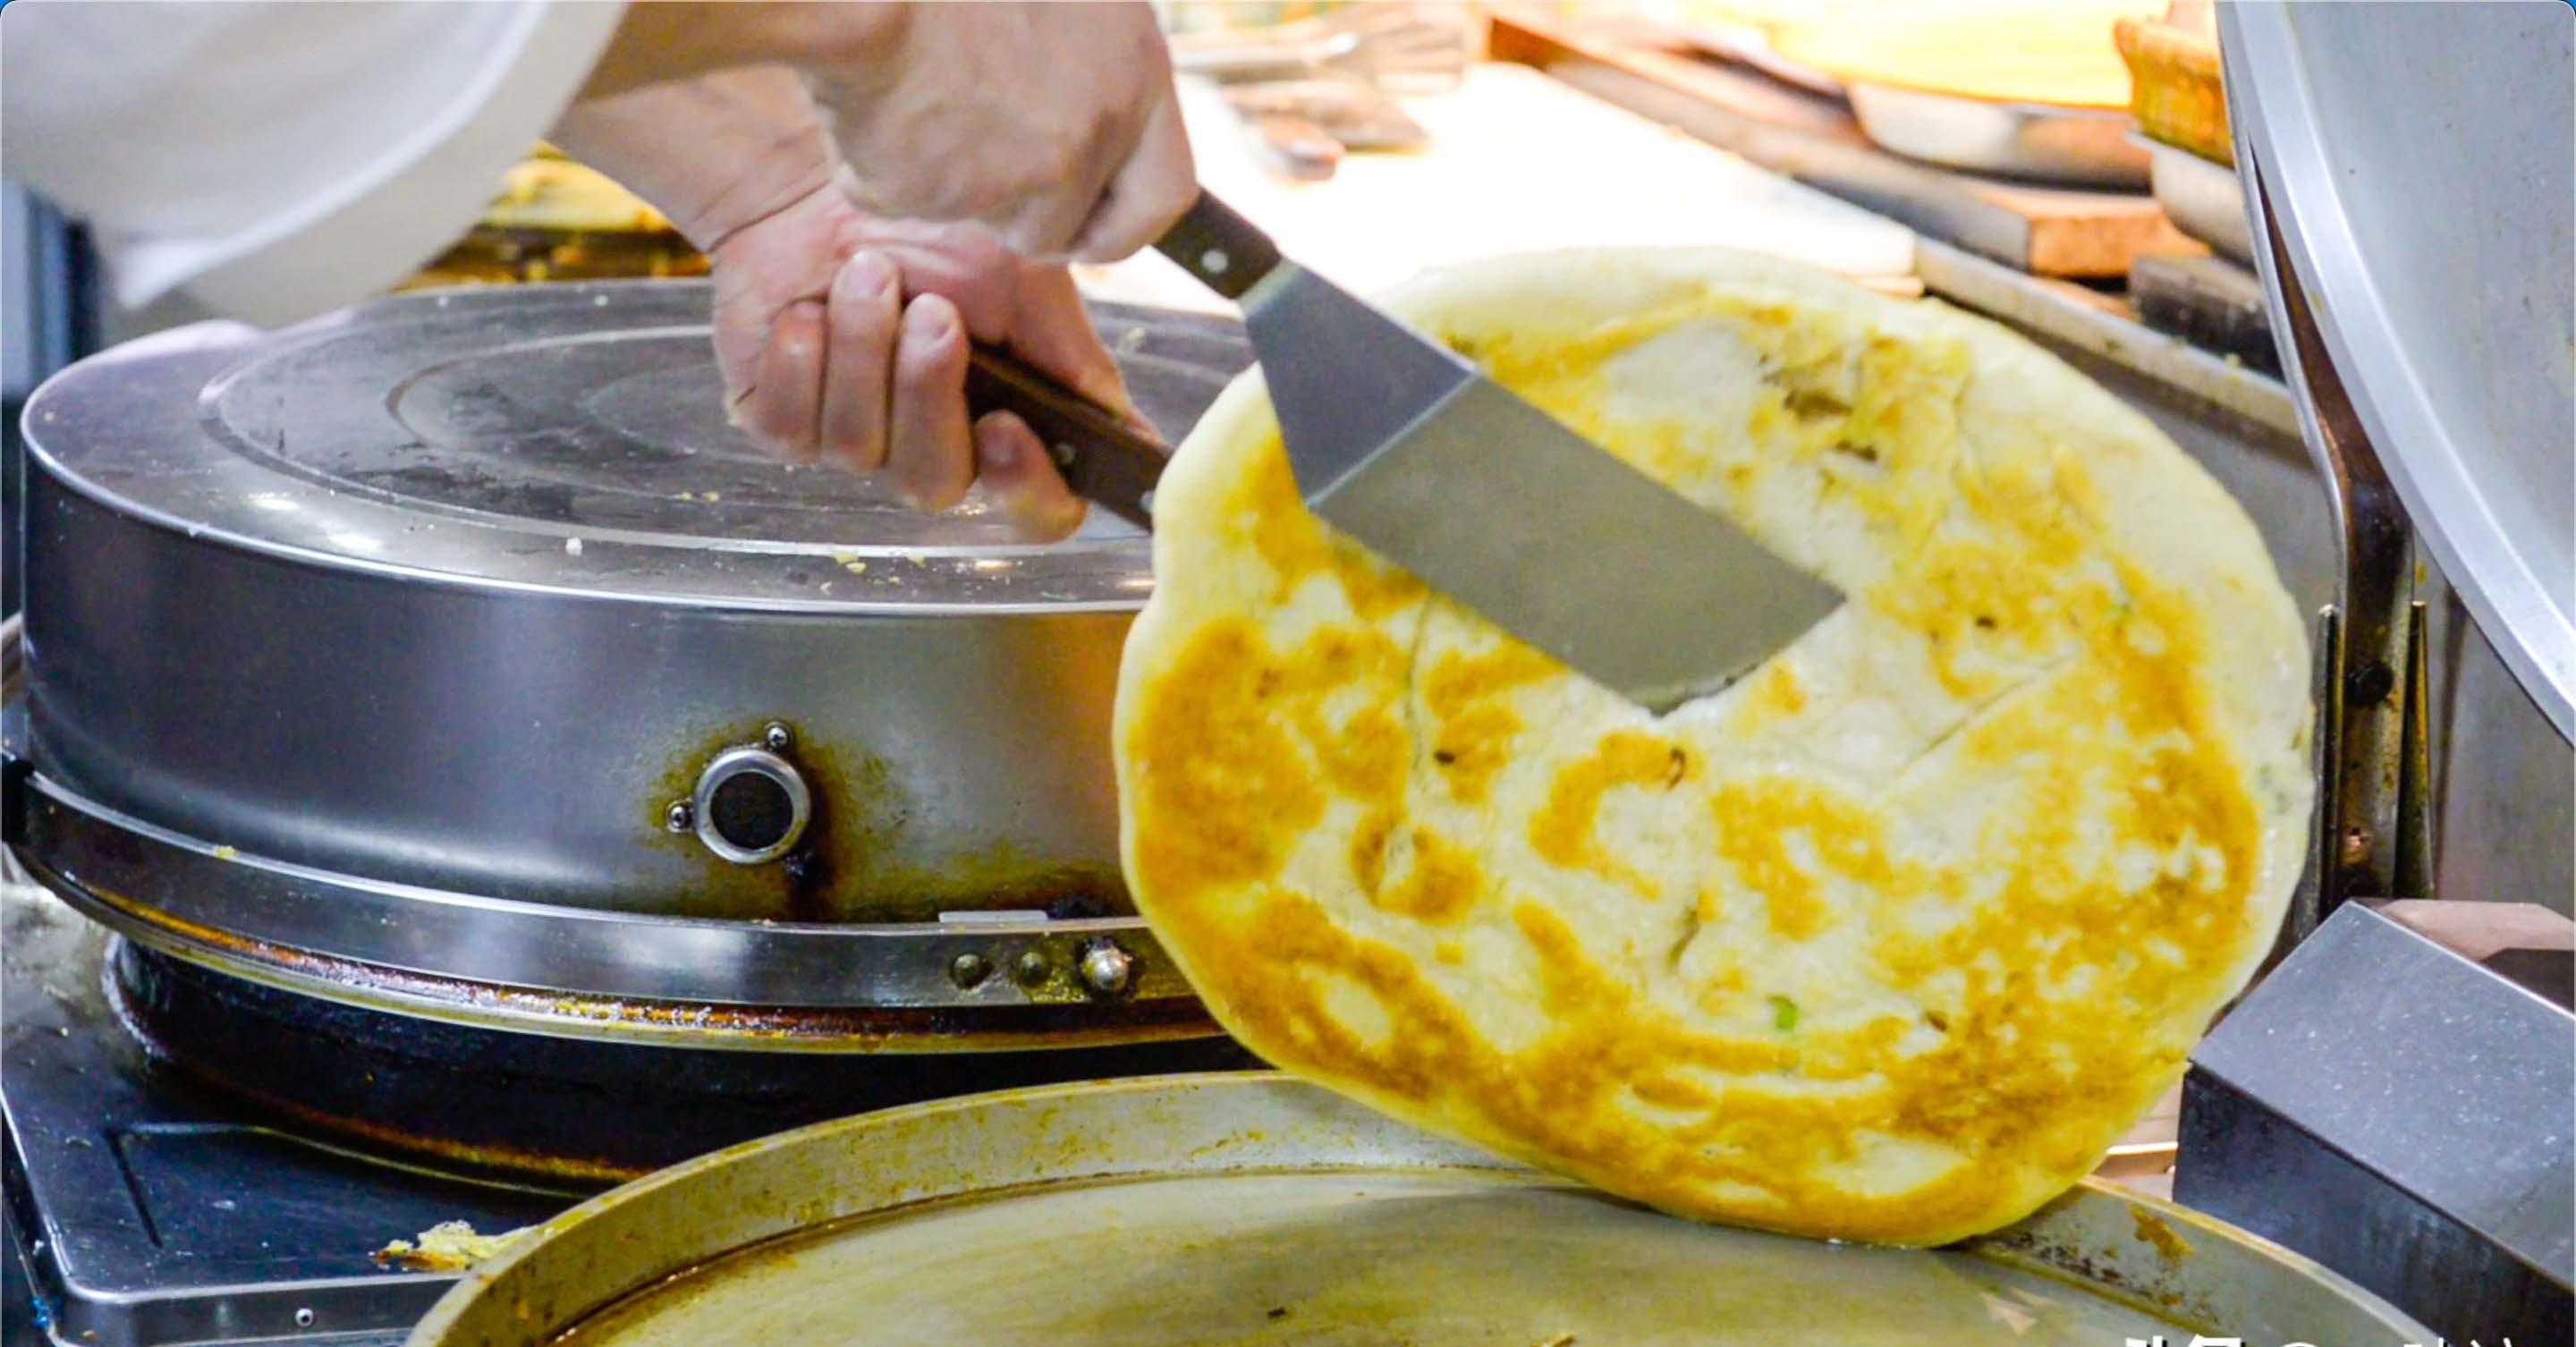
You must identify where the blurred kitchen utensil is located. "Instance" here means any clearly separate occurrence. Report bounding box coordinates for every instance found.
[1172,2,1471,94]
[1223,77,1430,150]
[1847,81,2151,188]
[2131,132,2249,262]
[1240,108,1346,181]
[1671,22,1844,96]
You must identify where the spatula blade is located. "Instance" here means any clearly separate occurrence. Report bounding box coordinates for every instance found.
[1241,263,1842,711]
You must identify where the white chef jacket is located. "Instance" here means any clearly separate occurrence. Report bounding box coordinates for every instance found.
[2,0,627,326]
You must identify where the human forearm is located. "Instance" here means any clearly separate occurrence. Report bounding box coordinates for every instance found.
[549,65,833,254]
[560,1,1189,261]
[572,2,905,105]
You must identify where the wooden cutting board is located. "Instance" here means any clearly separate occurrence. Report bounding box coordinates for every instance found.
[1489,8,2203,279]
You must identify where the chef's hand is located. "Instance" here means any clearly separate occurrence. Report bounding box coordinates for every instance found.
[555,67,1133,541]
[577,1,1193,262]
[711,176,1130,539]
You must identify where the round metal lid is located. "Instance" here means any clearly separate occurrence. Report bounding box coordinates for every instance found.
[2221,2,2574,738]
[21,281,1250,612]
[408,1074,2434,1347]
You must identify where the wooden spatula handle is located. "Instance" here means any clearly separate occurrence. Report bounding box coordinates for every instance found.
[1155,191,1283,301]
[963,344,1169,529]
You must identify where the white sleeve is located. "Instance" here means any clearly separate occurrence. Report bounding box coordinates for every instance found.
[1,0,628,326]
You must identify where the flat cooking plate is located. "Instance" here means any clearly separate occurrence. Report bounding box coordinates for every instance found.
[32,281,1250,609]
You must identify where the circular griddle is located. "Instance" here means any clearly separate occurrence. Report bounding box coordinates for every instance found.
[14,281,1251,1047]
[40,281,1247,606]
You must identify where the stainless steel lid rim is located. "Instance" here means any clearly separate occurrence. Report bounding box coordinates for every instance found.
[18,772,1193,1021]
[22,474,1164,617]
[30,410,1164,617]
[409,1073,2436,1347]
[20,282,1249,612]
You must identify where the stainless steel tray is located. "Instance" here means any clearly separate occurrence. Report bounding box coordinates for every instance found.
[410,1073,2432,1346]
[1848,80,2151,189]
[2136,133,2250,264]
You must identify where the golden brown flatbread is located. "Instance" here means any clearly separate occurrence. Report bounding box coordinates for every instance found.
[1114,249,2309,1246]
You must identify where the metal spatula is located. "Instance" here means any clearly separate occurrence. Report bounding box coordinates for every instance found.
[974,191,1843,711]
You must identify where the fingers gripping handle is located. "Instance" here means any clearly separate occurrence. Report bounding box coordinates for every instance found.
[963,345,1168,528]
[1154,191,1283,301]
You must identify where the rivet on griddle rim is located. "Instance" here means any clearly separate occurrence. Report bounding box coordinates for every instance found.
[1078,940,1135,997]
[1012,948,1053,987]
[2346,661,2397,706]
[949,952,993,990]
[664,801,694,834]
[761,721,794,753]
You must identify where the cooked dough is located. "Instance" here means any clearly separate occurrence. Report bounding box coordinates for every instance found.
[1114,249,2309,1246]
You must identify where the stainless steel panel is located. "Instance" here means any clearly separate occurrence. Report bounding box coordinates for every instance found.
[2191,903,2574,1284]
[2,883,554,1347]
[2181,1074,2572,1346]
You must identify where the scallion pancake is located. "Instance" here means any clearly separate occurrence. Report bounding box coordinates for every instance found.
[1114,250,2309,1246]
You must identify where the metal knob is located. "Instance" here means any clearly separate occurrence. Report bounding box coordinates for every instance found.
[690,744,811,865]
[1078,940,1134,997]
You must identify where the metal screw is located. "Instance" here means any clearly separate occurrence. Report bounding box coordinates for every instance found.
[761,721,794,753]
[294,1309,316,1328]
[948,952,992,989]
[664,801,694,834]
[1199,247,1229,275]
[1012,948,1053,987]
[2346,661,2397,705]
[1078,941,1134,997]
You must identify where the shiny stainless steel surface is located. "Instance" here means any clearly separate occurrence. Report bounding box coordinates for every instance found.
[13,772,1208,1048]
[1847,81,2151,188]
[4,882,564,1347]
[18,284,1246,937]
[2222,0,2575,741]
[2136,134,2251,264]
[2182,902,2575,1340]
[409,1073,2434,1347]
[1238,250,1843,711]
